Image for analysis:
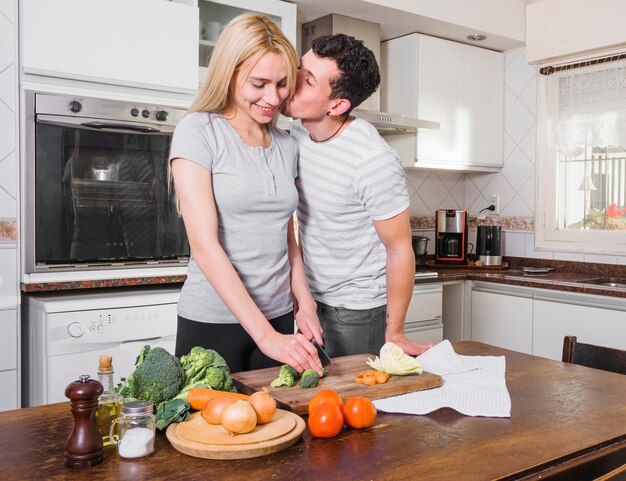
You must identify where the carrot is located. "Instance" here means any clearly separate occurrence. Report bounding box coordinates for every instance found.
[187,388,249,411]
[373,370,389,384]
[355,374,377,386]
[355,369,389,386]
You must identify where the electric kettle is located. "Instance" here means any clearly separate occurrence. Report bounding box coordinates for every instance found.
[476,225,502,266]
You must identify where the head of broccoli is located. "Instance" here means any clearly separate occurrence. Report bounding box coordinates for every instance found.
[270,364,299,388]
[116,344,152,397]
[177,346,234,393]
[130,347,185,405]
[300,369,320,389]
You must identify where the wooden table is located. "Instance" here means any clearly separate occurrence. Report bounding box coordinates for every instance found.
[2,342,626,481]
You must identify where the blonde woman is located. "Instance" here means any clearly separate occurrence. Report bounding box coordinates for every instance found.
[170,13,323,373]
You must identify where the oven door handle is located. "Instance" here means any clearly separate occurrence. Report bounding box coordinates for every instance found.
[36,114,175,133]
[81,121,161,133]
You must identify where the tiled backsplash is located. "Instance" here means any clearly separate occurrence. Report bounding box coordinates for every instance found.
[0,0,17,259]
[0,219,16,243]
[0,0,17,223]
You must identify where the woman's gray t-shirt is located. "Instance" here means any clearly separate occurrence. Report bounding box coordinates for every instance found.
[169,112,298,324]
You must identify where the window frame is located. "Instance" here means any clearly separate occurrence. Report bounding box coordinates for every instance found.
[535,60,626,256]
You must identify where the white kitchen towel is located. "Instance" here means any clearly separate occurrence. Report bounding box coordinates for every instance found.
[372,340,511,418]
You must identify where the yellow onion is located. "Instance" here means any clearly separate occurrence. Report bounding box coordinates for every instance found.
[201,395,235,425]
[249,387,277,424]
[221,400,257,435]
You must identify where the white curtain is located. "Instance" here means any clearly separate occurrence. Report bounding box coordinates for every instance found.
[544,57,626,156]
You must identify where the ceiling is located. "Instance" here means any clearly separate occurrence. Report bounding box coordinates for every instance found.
[290,0,533,52]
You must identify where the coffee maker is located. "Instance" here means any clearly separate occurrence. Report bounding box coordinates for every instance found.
[435,209,468,265]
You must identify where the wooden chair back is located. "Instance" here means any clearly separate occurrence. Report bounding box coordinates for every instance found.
[562,336,626,375]
[593,462,626,481]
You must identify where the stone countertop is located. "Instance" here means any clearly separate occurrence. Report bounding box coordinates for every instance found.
[21,257,625,298]
[21,275,187,293]
[417,269,626,298]
[415,255,625,298]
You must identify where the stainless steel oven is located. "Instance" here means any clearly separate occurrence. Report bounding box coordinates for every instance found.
[23,90,190,274]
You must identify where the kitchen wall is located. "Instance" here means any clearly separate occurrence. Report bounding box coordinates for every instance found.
[0,0,20,410]
[407,48,625,266]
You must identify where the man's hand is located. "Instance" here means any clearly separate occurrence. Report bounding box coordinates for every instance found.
[385,333,433,356]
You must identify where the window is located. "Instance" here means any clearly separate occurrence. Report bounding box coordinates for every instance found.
[536,55,626,255]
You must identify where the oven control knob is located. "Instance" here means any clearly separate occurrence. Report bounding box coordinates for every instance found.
[156,110,168,122]
[130,108,139,117]
[67,322,85,338]
[141,109,151,118]
[68,101,82,113]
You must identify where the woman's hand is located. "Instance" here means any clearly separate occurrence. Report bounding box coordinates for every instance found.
[258,330,323,374]
[295,299,323,345]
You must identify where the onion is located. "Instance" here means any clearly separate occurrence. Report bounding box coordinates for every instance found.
[249,387,277,424]
[201,395,235,425]
[221,400,257,435]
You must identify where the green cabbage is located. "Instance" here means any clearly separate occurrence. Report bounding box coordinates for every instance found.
[366,342,423,375]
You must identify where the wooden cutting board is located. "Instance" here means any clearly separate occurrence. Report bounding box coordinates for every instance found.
[232,353,443,415]
[166,410,305,460]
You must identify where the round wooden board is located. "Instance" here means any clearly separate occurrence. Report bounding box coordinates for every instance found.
[176,410,296,445]
[166,409,306,460]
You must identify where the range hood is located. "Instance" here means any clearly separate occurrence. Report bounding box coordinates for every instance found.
[302,14,438,135]
[352,109,439,135]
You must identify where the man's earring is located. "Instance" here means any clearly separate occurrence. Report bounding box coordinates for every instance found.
[326,111,331,116]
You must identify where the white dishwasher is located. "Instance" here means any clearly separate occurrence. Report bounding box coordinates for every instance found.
[404,283,444,344]
[22,287,179,407]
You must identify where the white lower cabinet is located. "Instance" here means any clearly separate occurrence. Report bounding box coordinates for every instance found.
[442,281,467,343]
[470,282,626,360]
[0,309,17,371]
[0,309,18,411]
[533,292,626,361]
[405,284,444,344]
[471,283,533,354]
[0,370,18,412]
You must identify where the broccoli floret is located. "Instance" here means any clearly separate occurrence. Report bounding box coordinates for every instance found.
[321,367,329,378]
[300,369,320,389]
[221,370,234,392]
[270,364,299,388]
[130,347,185,405]
[180,346,215,381]
[203,367,226,389]
[178,346,234,392]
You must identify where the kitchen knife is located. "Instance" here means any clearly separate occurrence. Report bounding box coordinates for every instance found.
[312,339,332,367]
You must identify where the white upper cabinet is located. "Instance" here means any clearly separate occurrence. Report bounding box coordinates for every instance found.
[21,0,199,92]
[193,0,297,85]
[381,34,504,172]
[526,0,626,64]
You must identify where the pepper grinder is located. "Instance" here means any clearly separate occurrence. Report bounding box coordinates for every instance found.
[64,374,104,469]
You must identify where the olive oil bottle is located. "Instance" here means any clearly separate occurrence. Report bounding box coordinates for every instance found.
[95,355,124,447]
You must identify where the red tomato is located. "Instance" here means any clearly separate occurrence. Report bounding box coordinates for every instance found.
[308,403,344,438]
[342,397,377,429]
[308,389,344,415]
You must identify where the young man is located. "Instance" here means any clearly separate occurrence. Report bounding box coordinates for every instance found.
[285,34,432,357]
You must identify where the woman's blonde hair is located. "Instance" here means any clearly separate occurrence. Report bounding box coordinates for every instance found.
[189,13,297,117]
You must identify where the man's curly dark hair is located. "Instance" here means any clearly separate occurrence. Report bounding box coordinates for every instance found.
[311,33,380,114]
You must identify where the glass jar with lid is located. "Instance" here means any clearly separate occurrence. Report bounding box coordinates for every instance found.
[109,400,156,458]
